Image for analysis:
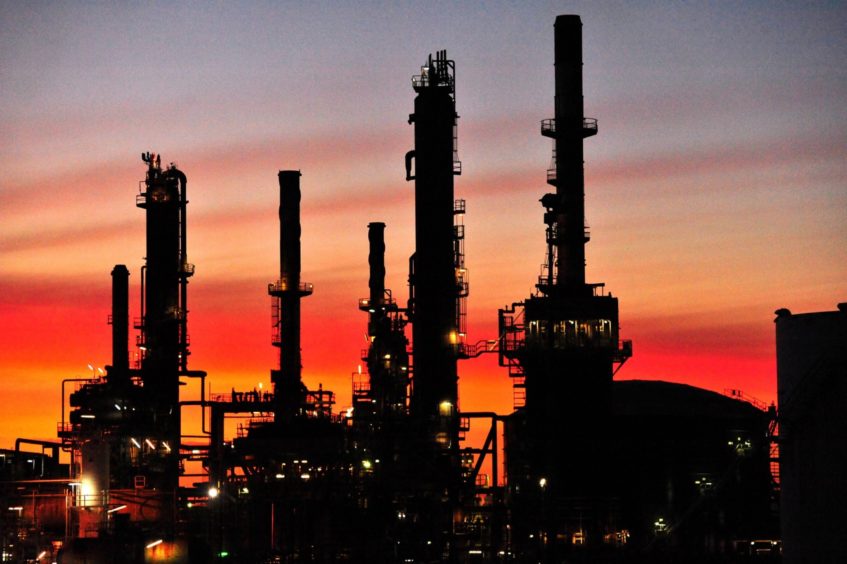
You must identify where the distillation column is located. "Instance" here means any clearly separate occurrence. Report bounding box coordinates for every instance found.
[137,153,190,492]
[405,50,463,561]
[269,170,313,423]
[407,50,461,427]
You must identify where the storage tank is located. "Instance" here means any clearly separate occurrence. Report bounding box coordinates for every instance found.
[775,303,847,563]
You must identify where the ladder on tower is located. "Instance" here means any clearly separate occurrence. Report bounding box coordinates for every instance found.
[510,361,526,410]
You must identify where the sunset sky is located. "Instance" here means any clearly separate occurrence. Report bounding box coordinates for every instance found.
[1,2,845,447]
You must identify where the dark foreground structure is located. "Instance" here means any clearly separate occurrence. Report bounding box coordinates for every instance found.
[1,15,779,564]
[775,305,847,564]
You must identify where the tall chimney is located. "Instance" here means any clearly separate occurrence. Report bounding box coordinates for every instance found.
[270,170,312,422]
[110,264,129,378]
[554,14,590,293]
[368,222,386,305]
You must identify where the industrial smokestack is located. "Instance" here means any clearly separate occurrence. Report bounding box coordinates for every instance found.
[368,222,386,305]
[270,170,312,422]
[110,264,129,378]
[552,14,592,293]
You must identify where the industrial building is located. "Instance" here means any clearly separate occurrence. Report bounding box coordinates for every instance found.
[1,15,780,564]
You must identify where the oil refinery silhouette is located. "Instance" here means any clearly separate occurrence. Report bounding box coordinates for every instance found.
[12,14,843,564]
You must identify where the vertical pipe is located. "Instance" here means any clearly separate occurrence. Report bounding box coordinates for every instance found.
[554,15,587,291]
[176,170,189,373]
[110,264,130,379]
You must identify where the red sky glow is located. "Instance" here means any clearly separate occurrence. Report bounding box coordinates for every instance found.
[2,2,845,447]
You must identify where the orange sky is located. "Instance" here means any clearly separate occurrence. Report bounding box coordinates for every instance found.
[2,4,846,448]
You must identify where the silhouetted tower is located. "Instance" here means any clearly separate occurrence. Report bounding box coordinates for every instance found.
[359,222,409,418]
[369,223,386,304]
[269,170,313,422]
[406,50,463,429]
[136,152,193,491]
[542,15,595,294]
[499,16,631,555]
[405,50,465,561]
[109,264,130,382]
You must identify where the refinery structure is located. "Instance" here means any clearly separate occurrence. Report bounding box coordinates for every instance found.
[6,14,830,564]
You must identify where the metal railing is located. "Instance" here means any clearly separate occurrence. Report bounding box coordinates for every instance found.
[540,117,598,136]
[268,281,314,294]
[358,296,396,309]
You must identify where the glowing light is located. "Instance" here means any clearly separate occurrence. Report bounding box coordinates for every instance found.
[38,551,47,559]
[539,477,547,489]
[114,404,121,411]
[208,486,219,498]
[79,477,97,507]
[145,439,155,449]
[300,473,311,480]
[107,504,127,514]
[439,401,453,416]
[146,539,163,549]
[362,460,372,469]
[448,330,458,345]
[81,414,95,419]
[275,473,284,479]
[162,441,171,453]
[131,438,141,448]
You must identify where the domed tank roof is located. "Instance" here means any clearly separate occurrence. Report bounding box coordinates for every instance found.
[612,380,766,419]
